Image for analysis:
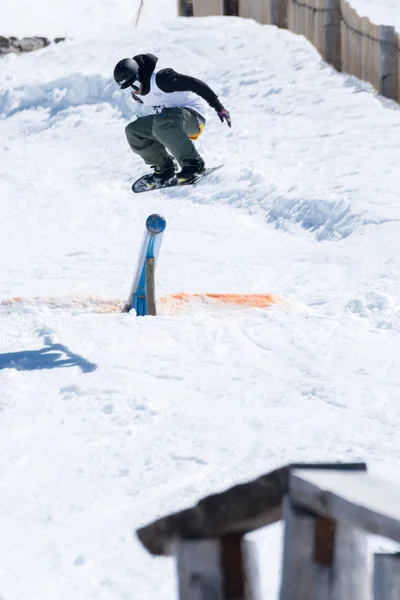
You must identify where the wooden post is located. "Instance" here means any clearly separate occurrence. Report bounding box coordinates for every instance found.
[176,535,261,599]
[379,25,399,101]
[242,539,262,600]
[177,539,224,599]
[271,0,288,29]
[279,496,369,600]
[178,0,194,17]
[374,554,400,600]
[324,0,342,72]
[145,257,156,316]
[223,0,238,16]
[279,498,318,600]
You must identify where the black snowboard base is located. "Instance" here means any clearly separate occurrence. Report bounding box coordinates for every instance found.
[131,165,224,194]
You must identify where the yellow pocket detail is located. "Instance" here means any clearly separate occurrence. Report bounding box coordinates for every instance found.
[189,122,205,141]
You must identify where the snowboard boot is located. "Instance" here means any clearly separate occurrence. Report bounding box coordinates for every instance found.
[176,159,206,184]
[151,157,176,184]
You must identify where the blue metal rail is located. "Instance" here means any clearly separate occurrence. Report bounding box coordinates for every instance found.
[126,214,166,316]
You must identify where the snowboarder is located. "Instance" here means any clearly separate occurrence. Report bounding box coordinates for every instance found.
[113,53,231,184]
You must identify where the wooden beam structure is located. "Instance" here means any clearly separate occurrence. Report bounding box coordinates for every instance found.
[136,463,366,555]
[290,467,400,542]
[136,462,400,600]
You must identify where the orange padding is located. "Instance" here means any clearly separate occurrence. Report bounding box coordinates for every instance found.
[160,293,282,308]
[1,296,125,313]
[189,122,205,141]
[2,293,282,314]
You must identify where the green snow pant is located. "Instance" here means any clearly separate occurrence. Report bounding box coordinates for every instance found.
[125,107,203,168]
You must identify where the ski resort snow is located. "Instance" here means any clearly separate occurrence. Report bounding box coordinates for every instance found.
[1,0,400,598]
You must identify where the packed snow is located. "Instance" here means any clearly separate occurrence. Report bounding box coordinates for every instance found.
[1,0,400,599]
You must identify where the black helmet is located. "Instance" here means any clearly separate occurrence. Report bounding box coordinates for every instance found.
[113,58,140,89]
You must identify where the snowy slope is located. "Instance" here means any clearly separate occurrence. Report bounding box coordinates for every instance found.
[350,0,400,30]
[0,0,177,38]
[2,3,400,600]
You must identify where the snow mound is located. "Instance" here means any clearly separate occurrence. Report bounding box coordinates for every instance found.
[0,74,132,120]
[345,291,400,331]
[268,196,362,240]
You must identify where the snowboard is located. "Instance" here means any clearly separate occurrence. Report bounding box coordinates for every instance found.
[131,165,224,194]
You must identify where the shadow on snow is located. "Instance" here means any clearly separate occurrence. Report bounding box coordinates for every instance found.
[0,340,97,373]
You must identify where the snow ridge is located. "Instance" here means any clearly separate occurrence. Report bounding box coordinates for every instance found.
[0,74,132,120]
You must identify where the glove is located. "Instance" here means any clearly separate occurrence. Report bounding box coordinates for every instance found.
[217,108,231,128]
[131,91,143,104]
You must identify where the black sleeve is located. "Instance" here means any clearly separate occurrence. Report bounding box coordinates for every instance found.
[155,68,224,112]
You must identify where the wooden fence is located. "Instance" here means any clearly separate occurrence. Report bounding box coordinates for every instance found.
[187,0,400,102]
[137,462,400,599]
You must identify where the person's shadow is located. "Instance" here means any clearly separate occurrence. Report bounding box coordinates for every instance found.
[0,338,97,373]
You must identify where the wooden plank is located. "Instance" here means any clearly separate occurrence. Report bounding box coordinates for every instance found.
[374,554,400,600]
[287,0,293,32]
[352,6,360,77]
[298,0,305,37]
[238,0,247,18]
[370,20,381,90]
[262,0,271,25]
[348,4,355,76]
[347,6,355,75]
[361,17,370,81]
[176,536,261,600]
[177,0,194,16]
[280,0,289,28]
[176,539,224,600]
[290,0,296,34]
[305,0,315,46]
[314,0,324,56]
[279,498,317,600]
[340,11,348,72]
[340,0,350,73]
[239,0,262,22]
[224,0,239,15]
[368,20,376,88]
[279,496,369,600]
[292,0,297,33]
[136,463,366,556]
[380,25,399,101]
[398,33,400,103]
[243,539,262,600]
[353,9,362,78]
[290,469,400,543]
[221,534,262,599]
[137,464,289,555]
[325,0,341,71]
[271,0,288,27]
[193,0,224,16]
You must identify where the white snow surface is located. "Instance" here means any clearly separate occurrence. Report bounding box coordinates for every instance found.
[0,0,177,38]
[349,0,400,30]
[2,2,400,599]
